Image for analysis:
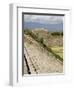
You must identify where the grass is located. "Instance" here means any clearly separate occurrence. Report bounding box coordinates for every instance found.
[50,46,63,59]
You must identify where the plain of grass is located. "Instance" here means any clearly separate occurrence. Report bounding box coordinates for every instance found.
[50,46,63,58]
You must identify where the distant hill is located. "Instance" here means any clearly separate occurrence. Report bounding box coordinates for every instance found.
[24,29,63,47]
[24,21,63,32]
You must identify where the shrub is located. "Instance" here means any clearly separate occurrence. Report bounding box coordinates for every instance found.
[51,32,63,36]
[40,38,43,44]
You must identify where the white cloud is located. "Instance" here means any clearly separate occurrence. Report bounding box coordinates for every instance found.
[24,15,63,24]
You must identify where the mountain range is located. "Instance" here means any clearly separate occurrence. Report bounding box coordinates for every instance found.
[24,21,63,32]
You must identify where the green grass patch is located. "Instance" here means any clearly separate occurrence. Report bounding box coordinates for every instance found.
[50,46,63,59]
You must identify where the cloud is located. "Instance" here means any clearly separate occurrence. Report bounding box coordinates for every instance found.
[24,15,63,24]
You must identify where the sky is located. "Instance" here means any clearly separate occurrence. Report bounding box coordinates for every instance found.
[24,14,64,32]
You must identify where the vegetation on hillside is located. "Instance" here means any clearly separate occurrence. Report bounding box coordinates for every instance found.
[24,29,63,62]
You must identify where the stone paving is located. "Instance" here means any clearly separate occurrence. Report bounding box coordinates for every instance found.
[24,35,63,74]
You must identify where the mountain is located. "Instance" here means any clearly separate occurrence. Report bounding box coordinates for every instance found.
[24,22,63,32]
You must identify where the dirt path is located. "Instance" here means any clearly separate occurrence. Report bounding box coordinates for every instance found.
[24,34,63,74]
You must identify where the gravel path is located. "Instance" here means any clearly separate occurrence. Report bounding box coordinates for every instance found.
[24,35,63,74]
